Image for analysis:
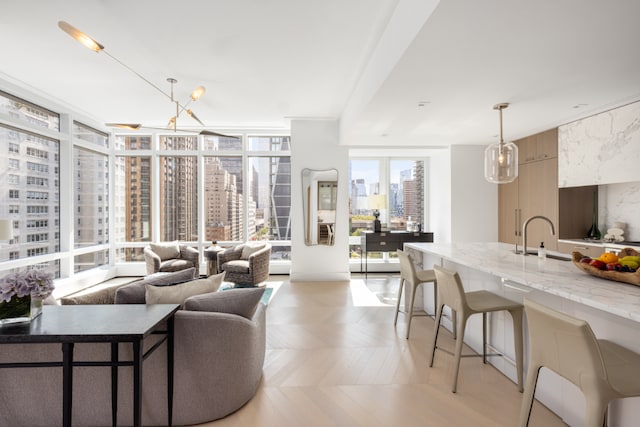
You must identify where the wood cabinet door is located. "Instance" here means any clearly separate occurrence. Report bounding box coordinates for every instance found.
[518,158,559,251]
[498,178,519,245]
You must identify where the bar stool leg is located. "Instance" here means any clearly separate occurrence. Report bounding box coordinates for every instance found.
[429,303,444,367]
[394,278,405,326]
[482,312,487,364]
[405,282,418,339]
[452,312,468,393]
[509,307,525,392]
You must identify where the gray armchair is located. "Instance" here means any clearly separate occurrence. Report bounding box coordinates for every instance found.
[218,243,271,286]
[144,242,199,276]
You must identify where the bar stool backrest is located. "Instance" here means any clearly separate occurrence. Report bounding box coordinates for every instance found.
[433,265,467,313]
[524,299,608,385]
[397,250,418,286]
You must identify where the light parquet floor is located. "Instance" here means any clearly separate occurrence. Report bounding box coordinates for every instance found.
[199,274,567,427]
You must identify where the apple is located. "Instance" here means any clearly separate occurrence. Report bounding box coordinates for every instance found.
[589,259,606,270]
[606,263,619,271]
[579,257,592,264]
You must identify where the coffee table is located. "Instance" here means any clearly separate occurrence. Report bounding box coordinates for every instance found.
[0,304,179,427]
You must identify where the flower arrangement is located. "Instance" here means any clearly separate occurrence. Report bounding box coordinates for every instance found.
[0,270,55,303]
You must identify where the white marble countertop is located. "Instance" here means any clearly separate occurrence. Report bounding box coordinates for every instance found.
[405,242,640,322]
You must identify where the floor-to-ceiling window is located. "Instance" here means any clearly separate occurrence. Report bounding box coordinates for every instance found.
[348,156,427,263]
[114,132,291,264]
[72,122,109,273]
[0,91,61,277]
[0,84,292,287]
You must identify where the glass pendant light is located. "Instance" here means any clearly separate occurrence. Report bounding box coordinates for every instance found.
[484,103,518,183]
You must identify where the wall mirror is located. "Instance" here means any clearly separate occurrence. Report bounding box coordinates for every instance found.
[302,168,338,246]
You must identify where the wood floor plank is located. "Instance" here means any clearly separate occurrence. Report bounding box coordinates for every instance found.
[196,275,567,427]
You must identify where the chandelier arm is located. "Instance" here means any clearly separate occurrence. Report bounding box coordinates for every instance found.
[102,50,173,102]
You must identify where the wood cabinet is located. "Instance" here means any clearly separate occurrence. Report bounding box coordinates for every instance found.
[517,129,558,163]
[557,241,602,258]
[499,129,558,251]
[518,157,559,251]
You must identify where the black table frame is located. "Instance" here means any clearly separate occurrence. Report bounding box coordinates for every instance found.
[360,231,434,278]
[0,304,179,427]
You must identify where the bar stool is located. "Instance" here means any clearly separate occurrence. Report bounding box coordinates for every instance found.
[519,299,640,427]
[429,265,524,393]
[395,250,437,339]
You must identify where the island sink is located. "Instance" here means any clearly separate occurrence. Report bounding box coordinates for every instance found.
[512,249,570,261]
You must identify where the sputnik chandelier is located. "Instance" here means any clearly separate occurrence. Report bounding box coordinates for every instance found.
[58,21,222,135]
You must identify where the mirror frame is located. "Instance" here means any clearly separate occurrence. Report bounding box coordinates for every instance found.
[302,168,338,246]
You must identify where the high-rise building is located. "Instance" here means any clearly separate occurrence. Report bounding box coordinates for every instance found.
[159,136,198,242]
[0,91,60,276]
[204,157,243,241]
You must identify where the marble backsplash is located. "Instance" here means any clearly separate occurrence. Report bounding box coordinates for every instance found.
[599,181,640,241]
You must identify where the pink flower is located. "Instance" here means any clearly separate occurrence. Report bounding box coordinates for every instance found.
[0,270,54,301]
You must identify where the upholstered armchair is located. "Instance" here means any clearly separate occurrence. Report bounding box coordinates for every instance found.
[144,242,199,276]
[218,243,271,286]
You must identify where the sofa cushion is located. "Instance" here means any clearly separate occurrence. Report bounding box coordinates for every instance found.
[160,258,195,272]
[241,243,266,260]
[150,241,181,261]
[145,272,225,306]
[184,287,265,319]
[60,285,121,305]
[115,268,196,304]
[222,259,250,273]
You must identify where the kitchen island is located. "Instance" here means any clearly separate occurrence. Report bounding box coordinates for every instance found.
[405,241,640,427]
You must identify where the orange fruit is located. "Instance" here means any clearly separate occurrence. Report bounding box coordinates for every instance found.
[599,252,619,264]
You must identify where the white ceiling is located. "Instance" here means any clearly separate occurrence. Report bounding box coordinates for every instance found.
[1,0,639,147]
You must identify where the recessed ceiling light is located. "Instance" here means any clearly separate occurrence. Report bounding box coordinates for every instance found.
[572,103,588,109]
[418,101,431,107]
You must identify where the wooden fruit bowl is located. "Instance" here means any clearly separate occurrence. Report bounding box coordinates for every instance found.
[572,248,640,286]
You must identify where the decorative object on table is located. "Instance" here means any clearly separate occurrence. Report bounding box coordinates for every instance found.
[586,190,601,240]
[604,224,625,243]
[368,194,387,232]
[572,248,640,286]
[484,102,518,184]
[0,270,54,325]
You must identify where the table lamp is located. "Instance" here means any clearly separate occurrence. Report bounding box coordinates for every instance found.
[367,195,387,232]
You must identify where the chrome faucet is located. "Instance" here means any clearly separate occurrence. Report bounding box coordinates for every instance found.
[522,215,556,256]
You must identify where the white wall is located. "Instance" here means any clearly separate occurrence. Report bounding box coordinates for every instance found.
[290,119,350,281]
[429,150,452,242]
[430,145,497,243]
[451,145,498,242]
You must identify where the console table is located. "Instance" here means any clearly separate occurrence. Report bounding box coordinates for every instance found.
[360,231,434,277]
[0,304,179,427]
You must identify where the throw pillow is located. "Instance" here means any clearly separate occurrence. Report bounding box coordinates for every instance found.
[114,267,196,304]
[240,243,266,260]
[145,272,225,306]
[150,241,180,261]
[184,287,265,319]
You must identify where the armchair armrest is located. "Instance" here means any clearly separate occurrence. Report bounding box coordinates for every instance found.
[144,246,161,275]
[248,245,271,284]
[180,245,200,272]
